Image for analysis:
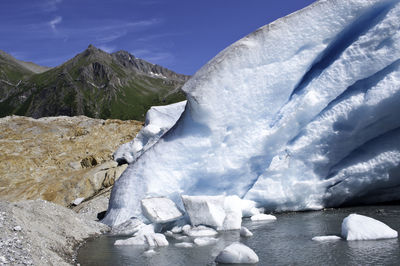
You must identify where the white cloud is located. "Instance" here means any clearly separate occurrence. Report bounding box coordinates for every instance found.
[131,49,174,64]
[42,0,63,12]
[49,16,62,31]
[98,45,116,53]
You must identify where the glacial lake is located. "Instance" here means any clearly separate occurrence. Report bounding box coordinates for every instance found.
[77,205,400,265]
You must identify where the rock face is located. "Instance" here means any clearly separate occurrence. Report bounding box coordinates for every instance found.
[0,200,108,265]
[0,46,189,121]
[0,115,141,206]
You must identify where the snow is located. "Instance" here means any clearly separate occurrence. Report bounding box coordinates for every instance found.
[113,101,186,164]
[182,225,218,237]
[312,235,341,241]
[250,214,277,221]
[141,197,183,223]
[103,0,400,226]
[341,213,398,240]
[240,226,253,237]
[215,242,259,264]
[194,237,218,246]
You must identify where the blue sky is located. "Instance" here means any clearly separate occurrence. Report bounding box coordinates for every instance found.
[0,0,315,75]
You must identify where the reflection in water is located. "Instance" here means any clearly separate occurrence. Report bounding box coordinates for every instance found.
[78,205,400,266]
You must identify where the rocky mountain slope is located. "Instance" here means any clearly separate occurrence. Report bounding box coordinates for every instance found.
[0,46,189,120]
[0,115,142,206]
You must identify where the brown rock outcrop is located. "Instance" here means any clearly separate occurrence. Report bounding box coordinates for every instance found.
[0,115,141,206]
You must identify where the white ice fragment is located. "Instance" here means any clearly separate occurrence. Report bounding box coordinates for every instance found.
[115,235,147,246]
[182,195,242,230]
[146,233,169,247]
[164,230,174,237]
[194,237,218,246]
[341,214,398,240]
[240,199,260,217]
[215,242,259,264]
[240,226,253,237]
[250,214,277,221]
[110,218,144,236]
[144,249,156,257]
[182,195,225,228]
[114,233,168,247]
[175,242,194,248]
[141,197,183,223]
[72,197,84,206]
[183,225,218,237]
[312,235,341,241]
[171,225,183,234]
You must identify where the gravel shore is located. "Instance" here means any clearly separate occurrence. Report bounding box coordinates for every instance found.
[0,200,109,265]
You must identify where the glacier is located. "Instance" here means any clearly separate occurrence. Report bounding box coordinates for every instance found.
[103,0,400,226]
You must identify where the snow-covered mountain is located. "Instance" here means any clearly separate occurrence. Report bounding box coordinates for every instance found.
[103,0,400,226]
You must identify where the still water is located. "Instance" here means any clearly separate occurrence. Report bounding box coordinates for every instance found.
[77,205,400,265]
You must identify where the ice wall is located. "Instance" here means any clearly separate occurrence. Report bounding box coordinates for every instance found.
[103,0,400,226]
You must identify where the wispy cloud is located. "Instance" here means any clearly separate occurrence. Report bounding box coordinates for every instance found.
[132,48,174,65]
[41,0,63,12]
[49,16,62,31]
[95,31,127,43]
[98,45,116,53]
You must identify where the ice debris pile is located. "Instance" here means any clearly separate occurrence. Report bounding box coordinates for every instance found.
[111,195,271,262]
[104,0,400,226]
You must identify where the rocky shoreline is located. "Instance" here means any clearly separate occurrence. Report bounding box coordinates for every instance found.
[0,115,142,265]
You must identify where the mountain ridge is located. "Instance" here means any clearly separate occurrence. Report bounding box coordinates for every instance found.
[0,45,189,120]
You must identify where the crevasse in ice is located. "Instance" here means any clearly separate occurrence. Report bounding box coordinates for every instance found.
[103,0,400,226]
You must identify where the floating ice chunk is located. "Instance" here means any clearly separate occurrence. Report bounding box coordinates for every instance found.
[110,218,144,236]
[215,242,259,264]
[312,235,341,241]
[114,223,168,247]
[146,233,169,247]
[115,235,147,246]
[194,237,218,246]
[183,225,218,237]
[175,242,194,248]
[240,226,253,237]
[240,199,260,217]
[141,197,183,223]
[114,232,168,247]
[222,195,243,230]
[182,195,242,230]
[182,195,226,228]
[250,214,277,221]
[144,249,156,257]
[113,101,186,164]
[341,213,398,240]
[171,225,183,234]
